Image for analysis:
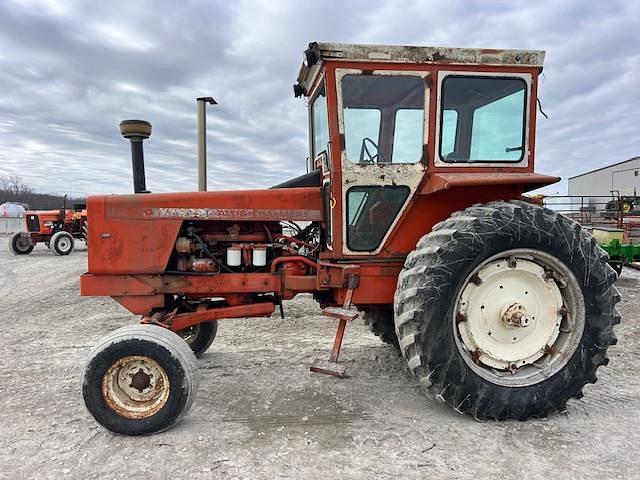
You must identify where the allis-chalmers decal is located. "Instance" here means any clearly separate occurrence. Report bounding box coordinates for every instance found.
[145,207,321,220]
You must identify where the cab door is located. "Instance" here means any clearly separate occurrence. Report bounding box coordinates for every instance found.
[335,69,430,256]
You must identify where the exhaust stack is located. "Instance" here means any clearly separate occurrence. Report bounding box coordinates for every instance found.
[119,119,152,194]
[196,97,216,192]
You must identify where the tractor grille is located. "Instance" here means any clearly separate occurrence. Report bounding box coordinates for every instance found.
[26,215,39,232]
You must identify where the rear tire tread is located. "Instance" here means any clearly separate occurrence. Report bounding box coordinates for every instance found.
[394,200,621,420]
[362,306,399,349]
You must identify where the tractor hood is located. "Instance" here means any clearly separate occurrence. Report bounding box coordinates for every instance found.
[85,187,323,275]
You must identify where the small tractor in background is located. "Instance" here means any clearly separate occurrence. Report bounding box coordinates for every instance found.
[79,42,621,435]
[602,190,640,218]
[9,196,87,256]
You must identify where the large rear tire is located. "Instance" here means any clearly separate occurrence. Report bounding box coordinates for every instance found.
[9,232,34,255]
[81,220,89,246]
[362,306,399,349]
[82,325,199,435]
[395,200,620,420]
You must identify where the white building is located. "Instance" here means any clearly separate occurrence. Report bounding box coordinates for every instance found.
[0,202,26,217]
[568,157,640,204]
[0,202,26,233]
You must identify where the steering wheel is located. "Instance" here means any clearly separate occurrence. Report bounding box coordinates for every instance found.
[359,137,386,163]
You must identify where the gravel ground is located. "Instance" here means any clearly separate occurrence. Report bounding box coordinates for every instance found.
[0,236,639,480]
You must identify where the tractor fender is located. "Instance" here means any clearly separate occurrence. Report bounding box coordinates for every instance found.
[420,172,559,196]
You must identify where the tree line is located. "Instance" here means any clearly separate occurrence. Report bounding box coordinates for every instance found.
[0,175,85,210]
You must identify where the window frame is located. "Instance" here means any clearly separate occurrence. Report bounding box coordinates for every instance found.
[309,78,330,161]
[434,71,532,167]
[345,185,411,252]
[336,70,429,166]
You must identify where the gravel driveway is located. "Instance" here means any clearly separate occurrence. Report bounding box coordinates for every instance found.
[1,237,638,479]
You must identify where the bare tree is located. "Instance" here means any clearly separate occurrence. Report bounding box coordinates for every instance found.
[0,175,33,197]
[0,175,34,205]
[0,175,84,210]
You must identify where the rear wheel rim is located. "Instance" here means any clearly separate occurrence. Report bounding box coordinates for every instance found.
[453,248,585,387]
[101,355,170,419]
[15,237,31,252]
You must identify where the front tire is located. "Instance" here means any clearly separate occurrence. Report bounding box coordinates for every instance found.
[9,232,34,255]
[395,200,620,420]
[176,321,218,357]
[82,325,199,435]
[51,231,74,255]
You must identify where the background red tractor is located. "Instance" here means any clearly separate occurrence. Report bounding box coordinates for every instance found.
[79,42,620,435]
[9,196,87,256]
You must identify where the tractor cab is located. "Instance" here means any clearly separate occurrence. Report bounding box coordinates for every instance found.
[294,43,552,257]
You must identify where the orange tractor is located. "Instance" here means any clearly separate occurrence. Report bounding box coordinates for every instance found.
[80,43,620,435]
[9,198,87,256]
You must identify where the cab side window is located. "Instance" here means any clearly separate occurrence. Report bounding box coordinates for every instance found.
[311,85,329,158]
[440,76,527,163]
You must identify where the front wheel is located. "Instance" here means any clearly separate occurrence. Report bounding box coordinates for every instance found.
[51,231,75,255]
[176,321,218,357]
[9,232,34,255]
[395,200,620,420]
[82,325,199,435]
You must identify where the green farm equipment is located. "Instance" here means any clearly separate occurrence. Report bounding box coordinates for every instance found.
[600,239,640,275]
[590,227,640,274]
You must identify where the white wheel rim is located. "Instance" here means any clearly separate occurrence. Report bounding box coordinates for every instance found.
[453,249,585,387]
[57,236,71,252]
[102,355,170,419]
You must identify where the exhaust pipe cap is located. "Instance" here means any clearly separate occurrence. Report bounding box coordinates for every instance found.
[119,119,152,139]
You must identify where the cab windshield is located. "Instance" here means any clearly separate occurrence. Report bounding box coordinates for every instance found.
[341,74,425,164]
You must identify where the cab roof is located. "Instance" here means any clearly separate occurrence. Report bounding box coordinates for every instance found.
[295,42,545,97]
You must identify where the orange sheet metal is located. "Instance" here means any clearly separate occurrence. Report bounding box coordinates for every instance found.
[169,303,276,331]
[86,187,323,275]
[80,273,281,296]
[421,172,559,195]
[102,187,323,222]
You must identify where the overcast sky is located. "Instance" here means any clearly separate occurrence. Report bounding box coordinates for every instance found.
[0,0,638,196]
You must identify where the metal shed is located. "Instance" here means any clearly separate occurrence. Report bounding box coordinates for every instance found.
[568,157,640,204]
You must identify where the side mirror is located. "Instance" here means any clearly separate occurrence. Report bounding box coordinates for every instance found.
[314,151,329,172]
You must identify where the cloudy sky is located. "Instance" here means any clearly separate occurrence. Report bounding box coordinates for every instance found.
[0,0,638,196]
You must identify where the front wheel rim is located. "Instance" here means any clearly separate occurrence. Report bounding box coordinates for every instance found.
[177,324,201,346]
[102,355,170,419]
[453,249,585,387]
[57,236,71,252]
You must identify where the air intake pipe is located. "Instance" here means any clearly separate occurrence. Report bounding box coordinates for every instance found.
[119,119,152,194]
[197,97,216,192]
